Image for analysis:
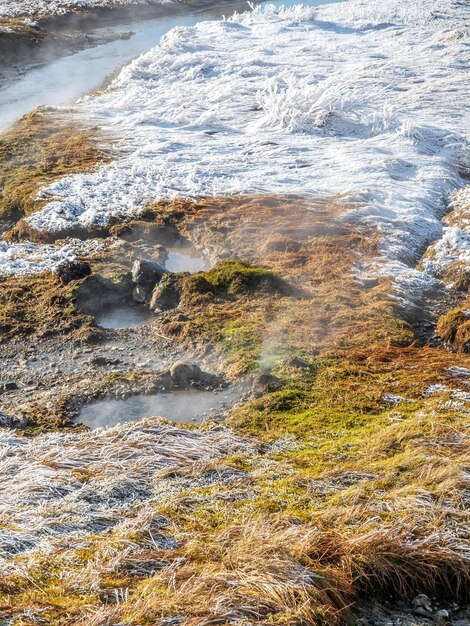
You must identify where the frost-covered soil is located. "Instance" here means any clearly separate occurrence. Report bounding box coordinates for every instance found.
[0,0,167,18]
[1,0,469,281]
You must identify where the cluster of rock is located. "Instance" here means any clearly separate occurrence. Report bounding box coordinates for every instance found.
[131,259,182,312]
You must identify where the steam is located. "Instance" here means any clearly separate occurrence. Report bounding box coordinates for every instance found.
[94,303,153,328]
[78,386,247,429]
[165,247,209,273]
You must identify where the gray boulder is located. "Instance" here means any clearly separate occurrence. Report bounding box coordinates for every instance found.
[150,273,183,311]
[131,259,166,303]
[169,361,218,387]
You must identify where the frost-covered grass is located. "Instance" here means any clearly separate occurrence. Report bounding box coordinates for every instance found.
[0,421,254,563]
[425,186,470,275]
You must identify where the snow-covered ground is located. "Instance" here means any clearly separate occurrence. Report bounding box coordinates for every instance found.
[1,0,469,277]
[0,0,165,18]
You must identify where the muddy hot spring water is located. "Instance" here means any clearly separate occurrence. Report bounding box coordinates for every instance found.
[93,302,153,329]
[73,244,238,429]
[77,384,247,429]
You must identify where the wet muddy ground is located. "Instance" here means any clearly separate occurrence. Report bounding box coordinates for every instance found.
[0,233,247,430]
[0,323,181,425]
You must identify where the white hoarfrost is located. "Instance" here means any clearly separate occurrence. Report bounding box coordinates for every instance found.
[0,238,117,277]
[423,185,470,275]
[0,420,255,566]
[1,0,469,278]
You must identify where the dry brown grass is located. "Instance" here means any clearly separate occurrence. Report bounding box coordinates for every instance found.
[436,303,470,352]
[141,195,410,375]
[0,271,98,342]
[0,108,108,235]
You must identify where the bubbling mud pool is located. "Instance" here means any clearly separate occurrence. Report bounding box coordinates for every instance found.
[77,385,247,428]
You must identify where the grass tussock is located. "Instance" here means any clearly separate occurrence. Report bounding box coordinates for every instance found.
[436,304,470,352]
[128,522,469,626]
[0,108,108,231]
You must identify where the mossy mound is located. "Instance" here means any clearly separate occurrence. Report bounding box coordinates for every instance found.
[182,259,289,303]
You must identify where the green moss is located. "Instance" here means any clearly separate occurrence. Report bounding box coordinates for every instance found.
[165,260,292,374]
[106,371,143,382]
[184,259,286,300]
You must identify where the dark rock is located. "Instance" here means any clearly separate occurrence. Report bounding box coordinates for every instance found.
[252,372,281,393]
[0,412,16,427]
[91,356,121,367]
[131,259,166,303]
[75,273,133,314]
[288,356,310,369]
[54,259,91,285]
[150,273,184,312]
[412,595,434,619]
[435,610,450,622]
[169,361,218,387]
[0,380,19,392]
